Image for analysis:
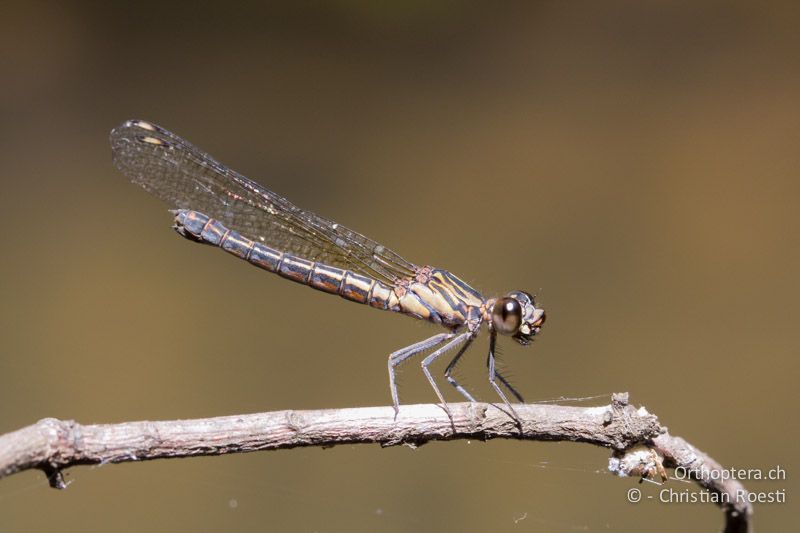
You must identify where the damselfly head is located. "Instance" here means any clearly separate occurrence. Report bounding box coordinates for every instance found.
[491,290,546,345]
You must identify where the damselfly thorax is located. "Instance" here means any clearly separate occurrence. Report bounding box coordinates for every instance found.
[111,119,546,418]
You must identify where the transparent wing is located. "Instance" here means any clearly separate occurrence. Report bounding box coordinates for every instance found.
[110,119,418,284]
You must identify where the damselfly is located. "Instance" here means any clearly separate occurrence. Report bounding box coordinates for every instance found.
[110,120,546,418]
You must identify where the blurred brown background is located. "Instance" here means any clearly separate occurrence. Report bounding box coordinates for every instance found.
[0,1,797,531]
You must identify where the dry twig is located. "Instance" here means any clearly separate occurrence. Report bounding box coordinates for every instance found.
[0,393,751,531]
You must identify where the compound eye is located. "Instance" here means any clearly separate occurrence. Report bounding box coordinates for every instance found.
[492,297,522,335]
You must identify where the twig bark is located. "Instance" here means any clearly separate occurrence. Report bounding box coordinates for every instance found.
[0,393,751,531]
[653,433,753,533]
